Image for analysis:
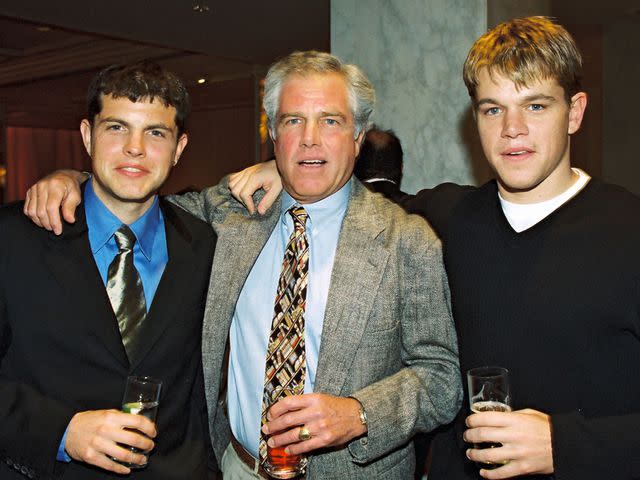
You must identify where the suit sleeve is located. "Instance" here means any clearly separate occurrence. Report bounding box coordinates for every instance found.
[0,218,75,478]
[348,218,463,463]
[167,176,251,233]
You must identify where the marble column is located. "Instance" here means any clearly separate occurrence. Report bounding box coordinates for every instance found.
[332,0,488,191]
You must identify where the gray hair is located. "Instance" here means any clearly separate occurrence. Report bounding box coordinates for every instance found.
[263,51,376,139]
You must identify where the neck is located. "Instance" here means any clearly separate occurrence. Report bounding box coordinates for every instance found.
[95,192,156,225]
[499,166,577,204]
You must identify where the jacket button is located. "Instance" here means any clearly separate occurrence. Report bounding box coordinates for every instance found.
[360,438,368,446]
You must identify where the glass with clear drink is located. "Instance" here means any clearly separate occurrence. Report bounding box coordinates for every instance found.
[263,385,308,479]
[467,366,511,470]
[117,375,162,469]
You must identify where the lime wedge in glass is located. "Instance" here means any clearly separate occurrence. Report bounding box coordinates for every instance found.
[122,401,144,415]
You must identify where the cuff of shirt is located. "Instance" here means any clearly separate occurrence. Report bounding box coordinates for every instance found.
[56,426,72,462]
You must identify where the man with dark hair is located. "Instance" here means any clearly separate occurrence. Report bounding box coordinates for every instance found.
[354,125,410,204]
[0,62,216,479]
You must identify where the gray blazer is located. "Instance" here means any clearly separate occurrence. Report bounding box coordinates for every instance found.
[170,177,461,479]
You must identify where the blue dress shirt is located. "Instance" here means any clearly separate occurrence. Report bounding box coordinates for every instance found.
[228,179,352,458]
[57,179,168,461]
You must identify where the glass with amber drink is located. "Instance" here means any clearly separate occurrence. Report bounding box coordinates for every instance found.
[467,366,511,470]
[263,385,308,479]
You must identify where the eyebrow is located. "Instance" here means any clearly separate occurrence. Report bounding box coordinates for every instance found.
[320,111,347,119]
[476,93,558,107]
[278,111,348,120]
[98,116,174,132]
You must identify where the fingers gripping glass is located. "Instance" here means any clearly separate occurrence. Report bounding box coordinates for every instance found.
[467,366,511,470]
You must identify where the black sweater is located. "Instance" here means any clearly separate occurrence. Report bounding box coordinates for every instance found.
[405,179,640,480]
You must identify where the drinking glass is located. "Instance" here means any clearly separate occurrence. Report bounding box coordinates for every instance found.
[467,366,511,470]
[117,375,162,469]
[263,385,308,479]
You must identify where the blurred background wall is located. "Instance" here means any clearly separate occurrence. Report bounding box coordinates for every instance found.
[0,0,638,204]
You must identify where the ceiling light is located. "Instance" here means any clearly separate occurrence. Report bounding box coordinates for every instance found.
[193,3,210,13]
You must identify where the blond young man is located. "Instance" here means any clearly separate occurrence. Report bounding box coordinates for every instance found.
[405,17,640,480]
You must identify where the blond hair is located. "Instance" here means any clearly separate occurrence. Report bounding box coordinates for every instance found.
[463,16,582,102]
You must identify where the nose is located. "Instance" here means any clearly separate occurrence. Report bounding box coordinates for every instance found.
[124,132,145,157]
[301,121,320,148]
[501,110,528,138]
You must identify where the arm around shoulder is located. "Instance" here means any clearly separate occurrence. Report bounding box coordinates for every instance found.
[167,175,254,232]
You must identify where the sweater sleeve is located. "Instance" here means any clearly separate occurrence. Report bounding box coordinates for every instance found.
[552,410,640,479]
[402,183,475,239]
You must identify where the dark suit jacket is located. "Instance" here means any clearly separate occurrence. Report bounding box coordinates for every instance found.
[0,198,216,479]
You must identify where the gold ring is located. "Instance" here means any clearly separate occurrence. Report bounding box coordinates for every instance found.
[298,426,312,441]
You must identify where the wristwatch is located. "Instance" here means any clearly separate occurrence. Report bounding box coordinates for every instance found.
[357,404,368,426]
[349,396,368,426]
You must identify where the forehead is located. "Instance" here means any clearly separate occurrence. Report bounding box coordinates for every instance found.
[279,73,351,115]
[475,68,565,102]
[98,94,177,125]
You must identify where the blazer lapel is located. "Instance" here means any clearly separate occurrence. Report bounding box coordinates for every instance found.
[43,203,130,368]
[201,198,282,411]
[314,181,390,395]
[127,201,199,369]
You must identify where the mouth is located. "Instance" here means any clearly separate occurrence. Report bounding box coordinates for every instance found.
[116,165,148,176]
[501,148,534,158]
[298,159,326,166]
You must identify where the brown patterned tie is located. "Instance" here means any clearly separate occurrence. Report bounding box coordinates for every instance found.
[259,206,309,462]
[106,225,147,360]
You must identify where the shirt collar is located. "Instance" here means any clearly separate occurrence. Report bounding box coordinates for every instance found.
[280,177,352,228]
[85,179,161,261]
[363,177,397,185]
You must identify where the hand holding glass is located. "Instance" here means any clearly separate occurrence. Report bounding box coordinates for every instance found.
[467,366,511,470]
[264,385,308,479]
[116,375,162,469]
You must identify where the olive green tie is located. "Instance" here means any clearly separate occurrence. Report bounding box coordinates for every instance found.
[106,225,147,360]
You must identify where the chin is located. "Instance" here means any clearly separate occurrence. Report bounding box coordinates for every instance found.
[113,189,155,203]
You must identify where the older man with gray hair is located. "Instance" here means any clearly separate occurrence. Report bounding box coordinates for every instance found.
[24,50,461,479]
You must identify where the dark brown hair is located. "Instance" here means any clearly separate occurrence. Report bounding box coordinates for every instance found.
[87,62,190,136]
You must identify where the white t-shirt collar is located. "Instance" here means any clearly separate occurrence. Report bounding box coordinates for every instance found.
[499,168,591,233]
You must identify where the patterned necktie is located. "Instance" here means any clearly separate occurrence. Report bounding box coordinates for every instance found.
[106,225,147,360]
[259,206,309,462]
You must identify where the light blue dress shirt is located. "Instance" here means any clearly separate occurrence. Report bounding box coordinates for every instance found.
[228,179,352,458]
[57,179,168,461]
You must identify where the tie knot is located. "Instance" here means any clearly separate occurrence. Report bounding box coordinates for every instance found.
[113,225,136,252]
[288,206,308,229]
